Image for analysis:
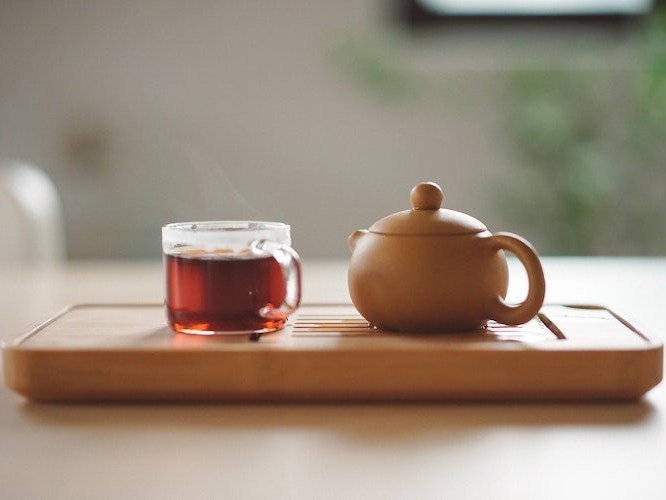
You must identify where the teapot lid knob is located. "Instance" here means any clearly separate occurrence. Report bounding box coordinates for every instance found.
[410,182,443,210]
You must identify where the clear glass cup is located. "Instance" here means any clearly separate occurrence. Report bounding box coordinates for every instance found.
[162,221,301,335]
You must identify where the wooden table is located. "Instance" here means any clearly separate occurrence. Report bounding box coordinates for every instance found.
[1,258,665,499]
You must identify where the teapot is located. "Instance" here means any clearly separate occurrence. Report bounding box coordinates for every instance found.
[347,182,546,332]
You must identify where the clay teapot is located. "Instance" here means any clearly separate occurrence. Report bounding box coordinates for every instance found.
[347,182,546,332]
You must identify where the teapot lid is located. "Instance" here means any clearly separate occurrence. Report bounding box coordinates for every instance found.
[369,182,487,235]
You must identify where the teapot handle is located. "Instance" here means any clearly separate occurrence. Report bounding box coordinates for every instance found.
[487,232,546,326]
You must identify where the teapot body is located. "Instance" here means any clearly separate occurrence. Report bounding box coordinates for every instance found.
[348,230,509,332]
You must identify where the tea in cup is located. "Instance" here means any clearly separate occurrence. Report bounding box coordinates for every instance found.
[162,221,301,335]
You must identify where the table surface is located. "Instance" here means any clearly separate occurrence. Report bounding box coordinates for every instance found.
[1,257,665,499]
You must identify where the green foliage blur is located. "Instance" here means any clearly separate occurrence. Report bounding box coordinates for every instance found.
[505,8,666,255]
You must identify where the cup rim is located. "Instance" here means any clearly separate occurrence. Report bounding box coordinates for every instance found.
[163,221,290,233]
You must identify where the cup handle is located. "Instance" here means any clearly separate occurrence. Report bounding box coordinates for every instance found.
[251,239,302,315]
[487,232,546,326]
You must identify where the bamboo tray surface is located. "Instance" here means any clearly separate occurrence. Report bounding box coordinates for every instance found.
[3,303,662,402]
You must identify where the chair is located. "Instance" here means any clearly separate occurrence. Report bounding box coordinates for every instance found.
[0,159,66,263]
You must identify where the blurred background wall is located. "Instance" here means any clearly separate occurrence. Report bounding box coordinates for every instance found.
[1,0,664,259]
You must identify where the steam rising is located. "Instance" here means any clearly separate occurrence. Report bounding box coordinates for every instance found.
[172,144,280,223]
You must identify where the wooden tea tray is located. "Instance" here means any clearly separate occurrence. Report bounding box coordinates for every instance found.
[3,303,662,402]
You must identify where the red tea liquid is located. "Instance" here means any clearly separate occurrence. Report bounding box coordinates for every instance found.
[165,252,287,333]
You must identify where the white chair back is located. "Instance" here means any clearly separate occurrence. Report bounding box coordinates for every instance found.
[0,159,66,263]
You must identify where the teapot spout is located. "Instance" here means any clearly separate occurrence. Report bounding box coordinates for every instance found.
[348,230,369,252]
